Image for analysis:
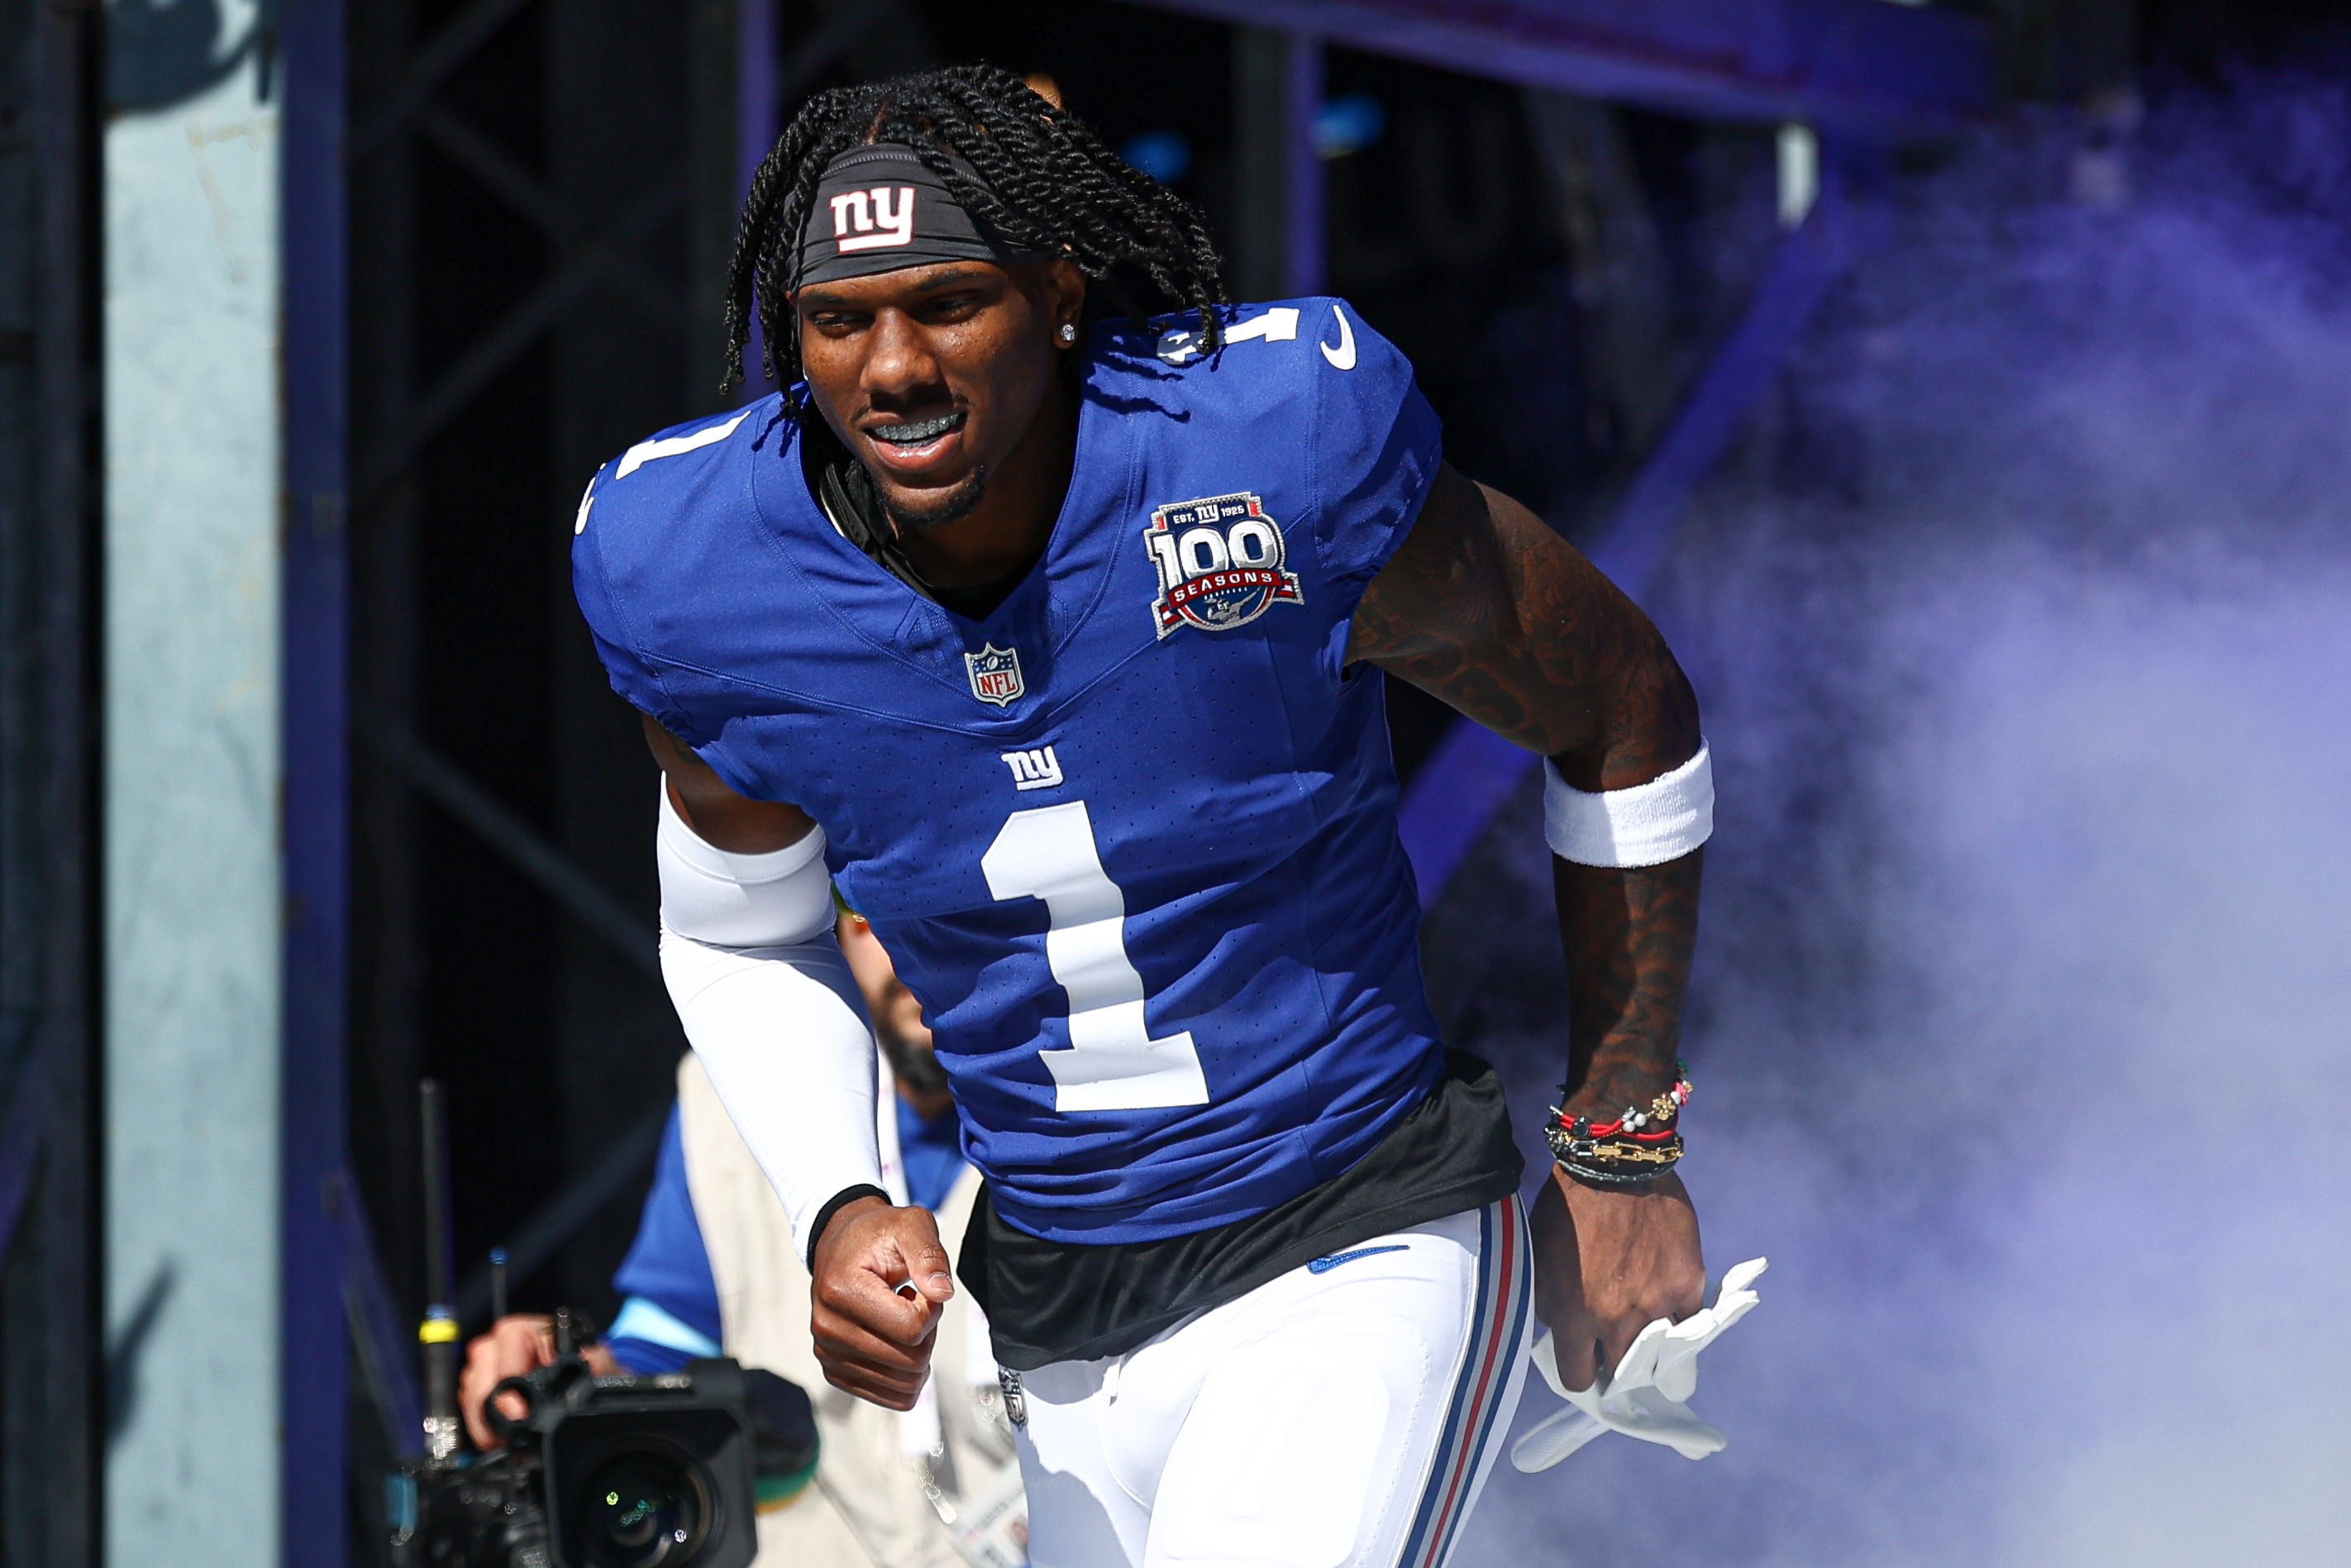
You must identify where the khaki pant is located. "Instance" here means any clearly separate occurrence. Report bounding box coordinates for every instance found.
[676,1051,1013,1568]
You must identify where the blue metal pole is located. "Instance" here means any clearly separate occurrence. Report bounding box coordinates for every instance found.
[737,0,781,401]
[281,0,351,1556]
[738,0,780,203]
[1284,32,1325,298]
[1128,0,1990,139]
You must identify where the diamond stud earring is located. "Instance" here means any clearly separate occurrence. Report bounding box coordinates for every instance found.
[1057,322,1077,344]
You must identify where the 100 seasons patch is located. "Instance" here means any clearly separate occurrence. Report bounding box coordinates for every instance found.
[1142,492,1304,637]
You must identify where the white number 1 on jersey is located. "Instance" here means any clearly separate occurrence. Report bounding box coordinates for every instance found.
[980,800,1210,1113]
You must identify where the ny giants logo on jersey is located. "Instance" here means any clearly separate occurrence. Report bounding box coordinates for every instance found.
[1001,746,1062,790]
[1143,492,1304,638]
[829,186,916,252]
[965,643,1024,706]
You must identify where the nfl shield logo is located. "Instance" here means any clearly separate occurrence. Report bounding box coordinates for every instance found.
[965,643,1024,707]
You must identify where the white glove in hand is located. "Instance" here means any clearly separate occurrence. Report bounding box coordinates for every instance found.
[1510,1256,1766,1471]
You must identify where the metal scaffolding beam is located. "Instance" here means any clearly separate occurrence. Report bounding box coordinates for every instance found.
[1132,0,1990,137]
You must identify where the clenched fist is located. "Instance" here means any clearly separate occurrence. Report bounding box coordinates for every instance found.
[808,1195,956,1410]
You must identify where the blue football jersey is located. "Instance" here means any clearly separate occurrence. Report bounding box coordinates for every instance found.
[575,298,1450,1244]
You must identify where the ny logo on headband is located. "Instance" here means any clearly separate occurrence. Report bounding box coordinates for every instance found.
[830,186,917,252]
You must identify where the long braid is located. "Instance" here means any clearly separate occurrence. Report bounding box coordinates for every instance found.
[720,64,1228,398]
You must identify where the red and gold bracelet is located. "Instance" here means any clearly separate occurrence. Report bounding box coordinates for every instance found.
[1545,1065,1691,1186]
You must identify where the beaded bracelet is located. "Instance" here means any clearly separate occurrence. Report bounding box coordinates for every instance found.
[1545,1065,1691,1185]
[1553,1151,1679,1186]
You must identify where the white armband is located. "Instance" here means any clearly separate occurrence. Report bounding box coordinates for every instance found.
[656,787,885,1260]
[1543,741,1714,868]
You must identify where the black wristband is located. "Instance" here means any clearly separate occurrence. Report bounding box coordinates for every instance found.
[805,1184,890,1268]
[1554,1160,1664,1189]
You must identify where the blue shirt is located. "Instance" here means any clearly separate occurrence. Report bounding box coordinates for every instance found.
[575,300,1447,1244]
[606,1108,722,1374]
[608,1097,969,1374]
[896,1094,966,1217]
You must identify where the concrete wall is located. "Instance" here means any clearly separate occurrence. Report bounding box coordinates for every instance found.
[102,41,283,1564]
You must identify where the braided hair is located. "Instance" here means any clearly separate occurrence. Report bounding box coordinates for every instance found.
[722,64,1227,398]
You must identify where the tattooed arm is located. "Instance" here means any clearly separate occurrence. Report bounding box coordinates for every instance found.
[1349,462,1703,1117]
[1351,461,1707,1387]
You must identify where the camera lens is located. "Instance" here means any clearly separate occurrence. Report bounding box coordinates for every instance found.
[573,1447,709,1568]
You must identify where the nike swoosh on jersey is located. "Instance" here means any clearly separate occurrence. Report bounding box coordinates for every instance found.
[1307,1242,1409,1274]
[1320,303,1357,371]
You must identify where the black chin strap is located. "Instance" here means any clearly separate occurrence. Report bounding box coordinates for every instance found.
[801,425,1025,622]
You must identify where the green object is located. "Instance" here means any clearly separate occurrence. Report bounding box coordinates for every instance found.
[754,1452,820,1511]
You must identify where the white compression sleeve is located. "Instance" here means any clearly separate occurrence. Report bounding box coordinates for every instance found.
[656,786,885,1260]
[656,783,837,946]
[1543,741,1714,868]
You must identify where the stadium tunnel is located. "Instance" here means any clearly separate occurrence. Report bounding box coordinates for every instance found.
[0,0,2331,1561]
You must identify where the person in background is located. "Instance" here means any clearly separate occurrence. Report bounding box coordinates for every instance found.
[462,910,1026,1568]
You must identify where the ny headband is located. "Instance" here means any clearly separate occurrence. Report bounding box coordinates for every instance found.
[794,142,1053,288]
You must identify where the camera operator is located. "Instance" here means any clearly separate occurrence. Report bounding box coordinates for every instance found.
[462,912,1024,1567]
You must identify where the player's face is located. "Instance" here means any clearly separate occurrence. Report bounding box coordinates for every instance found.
[794,260,1084,531]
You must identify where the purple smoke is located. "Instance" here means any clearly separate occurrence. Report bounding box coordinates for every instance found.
[1430,69,2351,1565]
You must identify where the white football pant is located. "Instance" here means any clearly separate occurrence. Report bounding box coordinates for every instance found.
[1009,1197,1533,1568]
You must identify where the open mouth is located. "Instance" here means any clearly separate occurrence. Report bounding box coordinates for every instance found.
[866,410,966,451]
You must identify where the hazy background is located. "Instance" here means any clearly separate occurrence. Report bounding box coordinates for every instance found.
[1432,67,2351,1566]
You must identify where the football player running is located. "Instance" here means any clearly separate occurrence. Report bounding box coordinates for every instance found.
[575,65,1712,1568]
